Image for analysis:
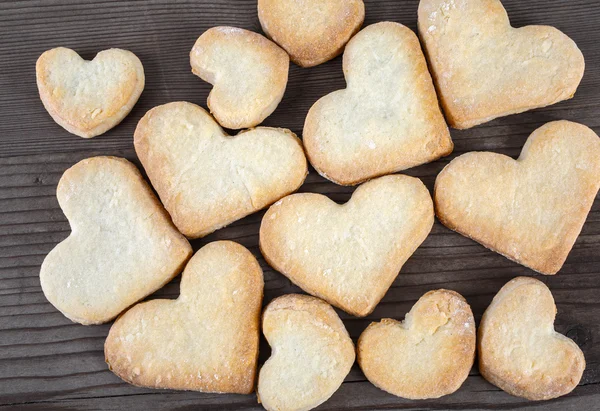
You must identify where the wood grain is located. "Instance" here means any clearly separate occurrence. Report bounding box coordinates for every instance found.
[1,0,599,410]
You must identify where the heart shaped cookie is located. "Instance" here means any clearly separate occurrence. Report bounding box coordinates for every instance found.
[36,47,145,138]
[105,241,263,393]
[435,121,600,275]
[134,101,307,239]
[257,294,355,411]
[418,0,585,129]
[303,22,453,186]
[357,290,475,399]
[257,0,365,67]
[479,277,585,400]
[40,157,192,325]
[190,26,289,129]
[260,174,434,316]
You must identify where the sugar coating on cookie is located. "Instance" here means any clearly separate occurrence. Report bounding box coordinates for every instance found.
[190,26,289,129]
[260,174,434,317]
[105,241,263,394]
[36,47,145,138]
[303,21,452,186]
[358,289,475,399]
[258,294,355,411]
[40,156,192,325]
[258,0,365,67]
[418,0,585,129]
[134,101,307,239]
[435,120,600,275]
[478,277,585,400]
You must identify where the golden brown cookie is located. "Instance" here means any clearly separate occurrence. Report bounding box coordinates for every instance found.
[358,290,475,399]
[479,277,585,400]
[435,121,600,274]
[418,0,585,129]
[105,241,263,394]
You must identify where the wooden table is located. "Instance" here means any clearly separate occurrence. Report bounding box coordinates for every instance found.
[1,1,599,410]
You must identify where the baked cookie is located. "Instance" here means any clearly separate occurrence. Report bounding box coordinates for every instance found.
[134,101,307,239]
[303,22,452,186]
[260,175,434,316]
[105,241,263,394]
[257,0,365,67]
[418,0,585,129]
[258,294,355,411]
[190,26,289,129]
[40,157,191,325]
[358,290,475,399]
[36,47,144,138]
[479,277,585,400]
[435,121,600,275]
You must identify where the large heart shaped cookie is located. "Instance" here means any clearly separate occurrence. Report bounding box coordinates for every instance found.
[435,121,600,275]
[257,0,365,67]
[190,26,289,129]
[303,22,452,186]
[357,290,475,399]
[40,157,192,325]
[36,47,145,138]
[260,175,434,316]
[479,277,585,400]
[105,241,263,393]
[134,101,307,239]
[257,294,355,411]
[418,0,585,129]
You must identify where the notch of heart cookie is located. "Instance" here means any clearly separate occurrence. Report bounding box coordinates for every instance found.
[36,47,145,138]
[257,0,365,67]
[190,26,289,129]
[434,120,600,275]
[303,21,453,186]
[134,101,307,239]
[105,241,263,394]
[418,0,585,129]
[257,294,355,411]
[40,156,192,325]
[260,174,434,317]
[478,277,585,400]
[358,289,476,399]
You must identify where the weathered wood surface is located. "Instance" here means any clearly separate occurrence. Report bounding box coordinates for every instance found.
[1,0,599,410]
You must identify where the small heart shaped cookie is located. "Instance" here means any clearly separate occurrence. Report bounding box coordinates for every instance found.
[36,47,145,138]
[40,157,192,325]
[190,27,289,129]
[435,121,600,274]
[418,0,585,129]
[303,22,452,186]
[260,175,434,316]
[258,294,355,411]
[257,0,365,67]
[358,290,475,399]
[105,241,263,394]
[479,277,585,400]
[134,101,307,239]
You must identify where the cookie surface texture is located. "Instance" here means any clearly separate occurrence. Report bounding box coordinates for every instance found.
[260,174,434,316]
[478,276,585,400]
[36,47,145,138]
[258,294,355,411]
[418,0,585,129]
[358,289,475,399]
[40,156,192,325]
[105,241,263,394]
[190,26,289,129]
[134,101,307,239]
[435,121,600,275]
[303,21,452,185]
[257,0,365,67]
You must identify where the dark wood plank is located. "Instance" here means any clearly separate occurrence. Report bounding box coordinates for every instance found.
[1,0,599,410]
